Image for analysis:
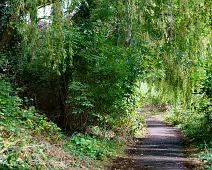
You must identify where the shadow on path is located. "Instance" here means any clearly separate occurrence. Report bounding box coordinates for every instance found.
[110,116,195,170]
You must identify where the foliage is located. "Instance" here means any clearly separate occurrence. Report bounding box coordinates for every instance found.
[0,78,60,169]
[66,81,93,114]
[69,133,118,161]
[1,0,211,168]
[1,1,147,168]
[0,78,125,169]
[136,0,211,167]
[198,146,212,169]
[140,0,211,105]
[165,104,212,169]
[2,0,145,135]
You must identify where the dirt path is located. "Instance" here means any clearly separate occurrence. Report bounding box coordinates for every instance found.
[110,116,191,170]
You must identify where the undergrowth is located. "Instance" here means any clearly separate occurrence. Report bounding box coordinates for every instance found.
[0,78,127,169]
[165,103,212,169]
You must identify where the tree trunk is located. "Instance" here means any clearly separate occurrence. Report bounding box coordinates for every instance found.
[0,0,15,52]
[0,25,15,52]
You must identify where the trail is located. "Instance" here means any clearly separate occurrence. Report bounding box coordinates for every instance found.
[110,115,192,170]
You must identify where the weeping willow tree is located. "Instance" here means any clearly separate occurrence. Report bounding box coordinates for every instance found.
[135,0,212,140]
[135,0,211,105]
[0,0,145,132]
[1,0,211,133]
